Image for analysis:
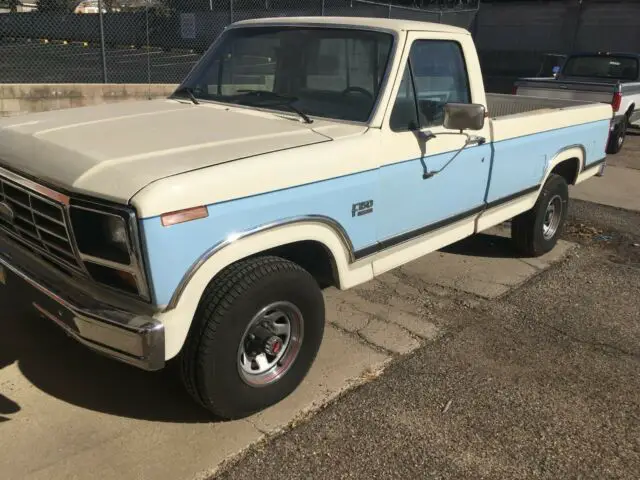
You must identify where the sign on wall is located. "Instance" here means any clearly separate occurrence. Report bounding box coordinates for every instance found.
[180,13,197,40]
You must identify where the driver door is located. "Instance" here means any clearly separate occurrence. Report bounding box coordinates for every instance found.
[374,34,492,267]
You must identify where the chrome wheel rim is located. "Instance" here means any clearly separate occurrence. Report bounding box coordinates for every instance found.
[542,194,563,240]
[237,301,304,387]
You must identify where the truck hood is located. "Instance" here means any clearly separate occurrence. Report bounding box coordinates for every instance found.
[0,99,360,203]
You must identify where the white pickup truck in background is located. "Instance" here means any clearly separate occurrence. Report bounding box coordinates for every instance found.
[0,17,614,419]
[515,52,640,154]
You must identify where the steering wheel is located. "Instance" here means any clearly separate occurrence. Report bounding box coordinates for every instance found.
[341,86,374,101]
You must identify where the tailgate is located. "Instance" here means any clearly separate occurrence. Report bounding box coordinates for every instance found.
[515,78,615,104]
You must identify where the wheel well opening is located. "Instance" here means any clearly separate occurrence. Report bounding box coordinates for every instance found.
[256,240,339,289]
[551,158,580,185]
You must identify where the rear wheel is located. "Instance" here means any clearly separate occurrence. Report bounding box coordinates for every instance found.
[511,173,569,257]
[606,117,627,154]
[180,256,325,419]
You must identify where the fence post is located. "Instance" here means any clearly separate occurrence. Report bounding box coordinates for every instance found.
[321,0,325,16]
[570,0,585,52]
[230,0,234,23]
[98,0,108,83]
[145,0,151,97]
[388,3,392,18]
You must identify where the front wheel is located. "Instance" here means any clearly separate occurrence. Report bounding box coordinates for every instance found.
[511,173,569,257]
[180,256,325,419]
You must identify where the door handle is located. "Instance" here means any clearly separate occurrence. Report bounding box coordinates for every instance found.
[421,134,487,179]
[466,135,486,146]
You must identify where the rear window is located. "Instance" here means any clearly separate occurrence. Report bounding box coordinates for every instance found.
[562,55,639,81]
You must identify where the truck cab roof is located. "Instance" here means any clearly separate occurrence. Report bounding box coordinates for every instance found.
[230,16,470,36]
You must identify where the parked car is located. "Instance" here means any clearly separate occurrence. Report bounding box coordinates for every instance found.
[515,52,640,154]
[0,17,613,419]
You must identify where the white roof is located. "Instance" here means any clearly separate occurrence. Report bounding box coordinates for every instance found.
[231,16,469,35]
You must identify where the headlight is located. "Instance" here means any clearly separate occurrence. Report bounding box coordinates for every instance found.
[70,207,131,265]
[69,204,149,300]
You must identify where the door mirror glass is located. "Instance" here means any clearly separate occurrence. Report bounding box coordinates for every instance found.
[443,103,486,131]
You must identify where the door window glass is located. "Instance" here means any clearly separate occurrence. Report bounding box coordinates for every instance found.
[389,40,471,131]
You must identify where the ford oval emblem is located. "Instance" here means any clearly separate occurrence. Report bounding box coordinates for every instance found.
[0,201,15,224]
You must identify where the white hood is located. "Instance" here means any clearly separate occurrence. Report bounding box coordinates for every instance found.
[0,99,359,203]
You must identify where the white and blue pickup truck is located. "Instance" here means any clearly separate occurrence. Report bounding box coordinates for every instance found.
[0,17,613,419]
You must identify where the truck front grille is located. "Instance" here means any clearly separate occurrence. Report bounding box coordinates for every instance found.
[0,174,83,275]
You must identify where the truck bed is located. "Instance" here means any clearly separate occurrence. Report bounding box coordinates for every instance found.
[487,93,598,119]
[513,78,640,105]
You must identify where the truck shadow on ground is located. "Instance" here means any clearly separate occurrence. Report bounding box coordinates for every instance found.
[0,355,20,422]
[0,304,22,422]
[440,231,520,259]
[0,297,214,423]
[0,230,526,424]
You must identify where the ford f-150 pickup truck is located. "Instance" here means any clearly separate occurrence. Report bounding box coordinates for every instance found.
[515,51,640,154]
[0,17,613,419]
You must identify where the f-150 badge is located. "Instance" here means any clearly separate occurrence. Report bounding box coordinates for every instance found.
[352,200,374,217]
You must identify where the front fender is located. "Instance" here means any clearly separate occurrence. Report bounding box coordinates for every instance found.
[155,218,373,360]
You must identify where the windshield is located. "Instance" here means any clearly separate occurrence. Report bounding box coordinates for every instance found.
[562,55,639,81]
[178,26,394,123]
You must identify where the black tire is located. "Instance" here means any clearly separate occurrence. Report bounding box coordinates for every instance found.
[180,256,325,419]
[606,118,627,154]
[511,173,569,257]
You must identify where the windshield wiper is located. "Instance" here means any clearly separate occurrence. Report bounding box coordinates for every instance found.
[235,90,313,124]
[173,86,200,105]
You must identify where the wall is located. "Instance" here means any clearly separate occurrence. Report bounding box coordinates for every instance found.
[0,83,178,117]
[473,0,640,93]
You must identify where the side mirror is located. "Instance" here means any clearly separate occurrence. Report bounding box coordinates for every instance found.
[443,103,486,131]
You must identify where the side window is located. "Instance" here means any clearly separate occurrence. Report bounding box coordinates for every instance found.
[201,36,279,96]
[389,40,471,132]
[410,40,471,128]
[390,63,419,132]
[306,38,348,92]
[305,37,389,95]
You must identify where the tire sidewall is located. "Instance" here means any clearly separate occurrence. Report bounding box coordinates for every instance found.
[199,265,325,417]
[618,120,627,149]
[608,118,627,154]
[531,175,569,254]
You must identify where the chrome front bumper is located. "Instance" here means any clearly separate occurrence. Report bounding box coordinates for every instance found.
[0,236,165,371]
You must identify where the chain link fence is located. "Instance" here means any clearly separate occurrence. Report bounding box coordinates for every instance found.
[0,0,478,84]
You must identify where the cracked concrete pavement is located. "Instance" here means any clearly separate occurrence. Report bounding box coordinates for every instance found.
[1,136,638,480]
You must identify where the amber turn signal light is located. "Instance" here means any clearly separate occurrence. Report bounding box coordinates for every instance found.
[161,206,209,227]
